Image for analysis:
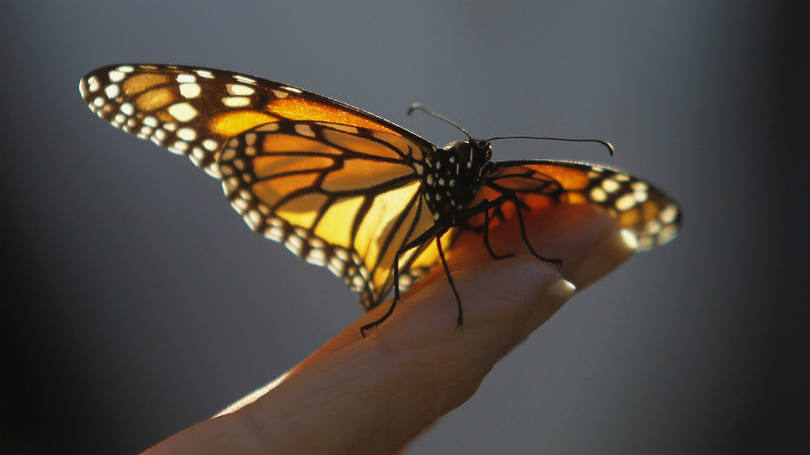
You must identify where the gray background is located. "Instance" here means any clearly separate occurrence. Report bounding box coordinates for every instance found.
[3,1,807,453]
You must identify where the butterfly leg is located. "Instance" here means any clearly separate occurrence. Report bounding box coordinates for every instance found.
[511,197,562,269]
[481,199,515,260]
[360,226,440,336]
[434,232,464,327]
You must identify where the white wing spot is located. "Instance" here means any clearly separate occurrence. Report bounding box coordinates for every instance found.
[660,204,678,224]
[306,249,327,267]
[177,127,197,141]
[658,225,678,244]
[179,83,201,99]
[590,187,608,202]
[281,85,303,94]
[601,178,620,193]
[271,89,289,99]
[194,69,215,79]
[117,65,134,73]
[645,220,662,234]
[120,102,134,116]
[202,139,219,151]
[285,235,304,255]
[631,181,648,191]
[108,70,125,82]
[615,193,637,211]
[176,73,196,83]
[244,210,262,230]
[328,257,346,277]
[265,226,284,241]
[222,96,250,107]
[351,275,364,290]
[233,74,256,84]
[633,190,648,203]
[104,84,120,99]
[86,76,100,92]
[92,96,105,108]
[143,115,158,127]
[231,197,249,212]
[167,102,198,122]
[227,84,255,96]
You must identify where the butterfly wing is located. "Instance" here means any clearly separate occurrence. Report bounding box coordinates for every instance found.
[78,64,434,178]
[220,120,440,308]
[469,160,681,250]
[79,64,441,309]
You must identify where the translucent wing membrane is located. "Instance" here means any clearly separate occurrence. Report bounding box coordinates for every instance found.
[472,160,681,249]
[219,120,439,308]
[78,64,432,178]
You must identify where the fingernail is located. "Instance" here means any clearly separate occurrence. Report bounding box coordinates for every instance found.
[524,278,576,333]
[566,228,637,289]
[545,278,577,299]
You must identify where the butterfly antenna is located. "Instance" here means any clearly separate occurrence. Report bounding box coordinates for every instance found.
[408,103,472,139]
[485,135,615,156]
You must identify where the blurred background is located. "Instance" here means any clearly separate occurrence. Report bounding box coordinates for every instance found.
[3,1,807,453]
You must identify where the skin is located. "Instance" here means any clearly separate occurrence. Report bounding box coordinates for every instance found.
[143,204,636,455]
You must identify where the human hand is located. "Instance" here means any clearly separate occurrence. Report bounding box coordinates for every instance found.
[143,204,636,455]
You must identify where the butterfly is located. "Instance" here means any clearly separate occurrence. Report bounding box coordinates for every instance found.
[79,64,681,334]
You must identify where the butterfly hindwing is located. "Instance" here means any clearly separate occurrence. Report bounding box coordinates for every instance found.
[219,120,439,308]
[470,160,681,250]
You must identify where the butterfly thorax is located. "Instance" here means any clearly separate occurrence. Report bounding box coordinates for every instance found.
[420,139,493,224]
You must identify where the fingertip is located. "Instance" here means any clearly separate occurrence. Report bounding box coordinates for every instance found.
[564,227,637,289]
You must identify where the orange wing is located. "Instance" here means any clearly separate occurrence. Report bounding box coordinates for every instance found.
[469,160,681,250]
[79,64,442,309]
[218,120,440,308]
[78,64,433,178]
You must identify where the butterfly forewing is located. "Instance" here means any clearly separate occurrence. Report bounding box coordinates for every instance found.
[79,64,433,178]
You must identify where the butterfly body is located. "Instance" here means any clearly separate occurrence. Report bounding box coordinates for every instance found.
[79,64,681,323]
[420,139,493,225]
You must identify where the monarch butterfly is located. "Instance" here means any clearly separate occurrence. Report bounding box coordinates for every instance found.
[79,64,681,334]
